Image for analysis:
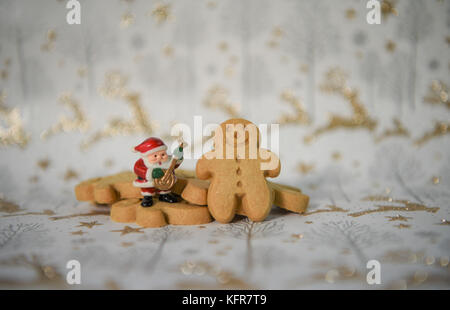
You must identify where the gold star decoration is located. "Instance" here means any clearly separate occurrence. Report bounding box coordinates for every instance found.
[121,242,134,247]
[77,221,102,229]
[37,158,50,170]
[120,12,135,28]
[218,41,228,52]
[381,0,399,20]
[299,63,309,73]
[292,233,304,239]
[41,29,57,52]
[297,162,315,175]
[98,71,128,99]
[111,225,144,236]
[375,118,410,143]
[423,80,449,109]
[386,215,412,222]
[385,40,396,52]
[345,8,356,20]
[77,66,87,78]
[266,26,284,49]
[272,26,284,38]
[0,198,22,213]
[432,177,440,185]
[150,3,172,25]
[71,230,87,236]
[331,151,342,161]
[394,224,410,229]
[64,169,79,181]
[40,92,90,140]
[414,122,449,147]
[162,45,174,57]
[304,68,377,144]
[50,210,109,221]
[0,69,8,80]
[276,90,310,126]
[0,91,31,149]
[303,205,348,216]
[206,1,217,10]
[350,196,439,217]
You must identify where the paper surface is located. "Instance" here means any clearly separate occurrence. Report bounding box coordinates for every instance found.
[0,0,449,289]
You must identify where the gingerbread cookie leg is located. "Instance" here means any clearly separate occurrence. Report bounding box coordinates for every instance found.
[239,179,274,222]
[207,181,239,223]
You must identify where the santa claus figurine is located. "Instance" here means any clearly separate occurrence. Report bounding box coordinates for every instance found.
[132,137,183,207]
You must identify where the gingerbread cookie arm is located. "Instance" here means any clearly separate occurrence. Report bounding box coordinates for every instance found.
[259,149,281,178]
[196,154,213,180]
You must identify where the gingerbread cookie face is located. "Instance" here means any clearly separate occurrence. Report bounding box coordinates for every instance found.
[196,118,281,223]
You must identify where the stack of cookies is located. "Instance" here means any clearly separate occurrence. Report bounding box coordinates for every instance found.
[74,119,309,228]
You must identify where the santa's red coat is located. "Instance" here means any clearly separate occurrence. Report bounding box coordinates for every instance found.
[134,158,149,180]
[133,157,181,188]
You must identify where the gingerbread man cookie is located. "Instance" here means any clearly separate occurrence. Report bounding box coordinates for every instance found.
[196,118,281,223]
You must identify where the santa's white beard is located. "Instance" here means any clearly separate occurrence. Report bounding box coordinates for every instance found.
[143,155,173,169]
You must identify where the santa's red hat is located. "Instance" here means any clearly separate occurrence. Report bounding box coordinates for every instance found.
[133,137,167,156]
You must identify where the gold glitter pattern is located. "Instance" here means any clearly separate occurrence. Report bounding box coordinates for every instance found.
[0,198,22,213]
[150,3,172,25]
[203,85,240,118]
[303,205,348,216]
[82,72,156,149]
[178,261,253,289]
[381,0,399,19]
[386,215,412,222]
[120,12,135,28]
[50,211,110,221]
[40,93,90,140]
[424,80,449,109]
[277,90,310,126]
[77,221,102,229]
[297,162,315,175]
[0,92,30,148]
[414,122,449,146]
[41,29,57,52]
[111,226,144,236]
[375,118,410,143]
[348,196,439,217]
[304,68,377,143]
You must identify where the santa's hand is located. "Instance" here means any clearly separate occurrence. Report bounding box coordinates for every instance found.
[173,147,184,160]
